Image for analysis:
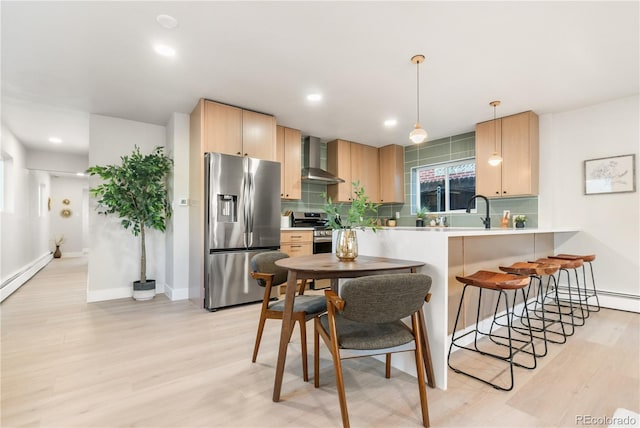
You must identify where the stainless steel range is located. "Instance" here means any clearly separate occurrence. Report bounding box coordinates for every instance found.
[290,211,332,254]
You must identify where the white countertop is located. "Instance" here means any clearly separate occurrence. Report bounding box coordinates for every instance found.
[280,227,315,231]
[379,226,579,237]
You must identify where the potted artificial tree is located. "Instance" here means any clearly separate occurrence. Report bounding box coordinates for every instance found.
[87,146,173,301]
[323,181,380,261]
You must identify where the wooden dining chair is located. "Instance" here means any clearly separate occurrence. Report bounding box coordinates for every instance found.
[250,251,327,381]
[313,273,432,427]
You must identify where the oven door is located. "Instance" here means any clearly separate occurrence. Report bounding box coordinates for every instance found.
[311,238,332,289]
[313,240,332,254]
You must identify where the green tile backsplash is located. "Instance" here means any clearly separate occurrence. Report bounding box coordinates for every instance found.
[281,133,538,228]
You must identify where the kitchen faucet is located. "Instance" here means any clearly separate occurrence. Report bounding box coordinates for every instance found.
[466,194,491,229]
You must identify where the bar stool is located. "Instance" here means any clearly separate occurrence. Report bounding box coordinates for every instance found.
[448,270,536,391]
[532,257,586,332]
[498,262,566,357]
[550,254,600,313]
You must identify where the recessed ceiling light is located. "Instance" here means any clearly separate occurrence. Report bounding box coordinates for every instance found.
[154,44,176,57]
[384,119,397,128]
[306,93,322,102]
[156,14,178,29]
[49,137,62,144]
[76,172,85,177]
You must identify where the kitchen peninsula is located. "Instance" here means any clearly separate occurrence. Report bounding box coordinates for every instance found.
[355,226,579,390]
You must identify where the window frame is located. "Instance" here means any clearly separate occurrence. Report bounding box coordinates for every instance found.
[411,157,476,215]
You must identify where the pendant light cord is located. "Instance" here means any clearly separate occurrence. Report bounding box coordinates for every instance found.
[493,103,497,152]
[416,60,420,124]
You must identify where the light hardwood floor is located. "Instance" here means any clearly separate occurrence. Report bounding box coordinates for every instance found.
[2,257,638,427]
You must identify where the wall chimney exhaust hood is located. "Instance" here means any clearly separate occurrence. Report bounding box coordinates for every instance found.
[301,136,345,184]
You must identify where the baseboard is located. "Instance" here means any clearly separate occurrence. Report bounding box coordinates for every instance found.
[59,251,85,258]
[87,281,166,302]
[1,253,53,303]
[164,283,189,301]
[598,291,639,313]
[87,286,132,302]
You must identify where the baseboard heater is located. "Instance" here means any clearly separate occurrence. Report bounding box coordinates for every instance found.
[1,252,52,302]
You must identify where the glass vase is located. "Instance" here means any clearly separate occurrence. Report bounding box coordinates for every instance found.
[336,229,358,261]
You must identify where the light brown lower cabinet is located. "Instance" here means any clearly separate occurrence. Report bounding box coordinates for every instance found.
[279,230,313,294]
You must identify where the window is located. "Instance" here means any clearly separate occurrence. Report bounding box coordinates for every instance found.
[412,158,476,213]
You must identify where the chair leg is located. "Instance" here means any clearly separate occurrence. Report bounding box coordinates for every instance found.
[252,315,267,363]
[299,317,309,382]
[385,354,391,379]
[314,318,320,388]
[327,325,350,428]
[412,313,430,427]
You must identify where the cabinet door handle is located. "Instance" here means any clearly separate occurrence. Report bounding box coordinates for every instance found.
[291,235,302,238]
[236,152,241,155]
[244,153,248,156]
[495,191,500,195]
[291,245,302,248]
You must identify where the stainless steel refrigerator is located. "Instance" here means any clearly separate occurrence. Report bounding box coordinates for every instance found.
[204,152,281,310]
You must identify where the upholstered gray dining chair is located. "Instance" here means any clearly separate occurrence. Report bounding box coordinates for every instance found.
[313,273,432,428]
[250,251,327,381]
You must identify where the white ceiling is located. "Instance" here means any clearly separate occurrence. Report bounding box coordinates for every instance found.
[1,1,638,156]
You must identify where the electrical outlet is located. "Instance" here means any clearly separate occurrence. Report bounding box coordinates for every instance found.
[396,211,400,219]
[178,198,189,206]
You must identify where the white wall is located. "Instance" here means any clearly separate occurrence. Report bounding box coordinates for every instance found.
[87,115,167,302]
[49,176,88,255]
[539,95,639,310]
[1,124,52,302]
[165,112,190,301]
[27,149,88,174]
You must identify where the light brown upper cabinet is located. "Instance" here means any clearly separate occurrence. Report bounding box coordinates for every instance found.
[378,144,405,203]
[276,125,302,200]
[242,110,276,160]
[327,139,379,203]
[198,99,276,160]
[475,111,539,198]
[202,100,242,155]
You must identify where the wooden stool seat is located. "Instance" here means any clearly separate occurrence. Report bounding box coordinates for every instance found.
[499,261,560,276]
[532,257,583,270]
[455,270,530,290]
[551,254,596,263]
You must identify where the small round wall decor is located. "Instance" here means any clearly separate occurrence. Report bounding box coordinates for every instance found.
[62,198,70,205]
[61,209,72,218]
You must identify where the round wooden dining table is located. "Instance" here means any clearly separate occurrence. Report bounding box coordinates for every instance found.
[271,253,433,402]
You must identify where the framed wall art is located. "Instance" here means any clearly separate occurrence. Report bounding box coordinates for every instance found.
[584,154,636,195]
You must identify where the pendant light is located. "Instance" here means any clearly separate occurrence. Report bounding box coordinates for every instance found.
[409,54,428,144]
[487,100,503,166]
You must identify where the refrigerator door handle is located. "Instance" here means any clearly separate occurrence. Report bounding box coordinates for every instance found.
[242,158,249,248]
[247,166,255,247]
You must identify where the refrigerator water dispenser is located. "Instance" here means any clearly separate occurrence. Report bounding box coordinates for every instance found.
[217,194,237,222]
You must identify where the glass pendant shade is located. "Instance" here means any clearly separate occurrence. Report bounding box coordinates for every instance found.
[488,152,503,166]
[410,123,428,144]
